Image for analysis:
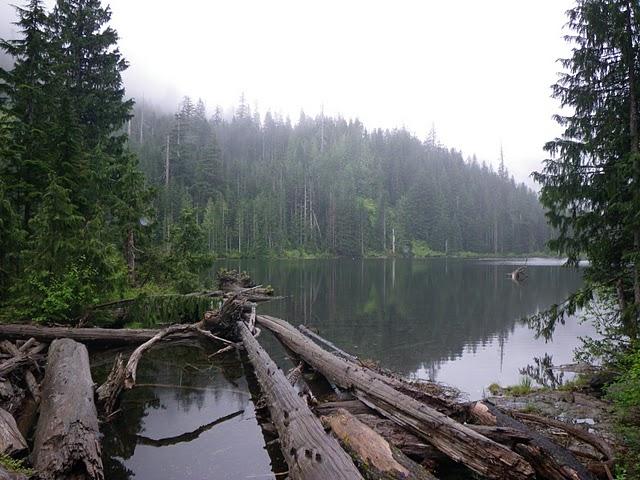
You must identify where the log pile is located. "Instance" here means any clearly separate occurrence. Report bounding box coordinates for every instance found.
[0,270,617,480]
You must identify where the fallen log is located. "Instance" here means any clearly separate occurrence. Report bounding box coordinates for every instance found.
[124,324,236,390]
[299,325,359,362]
[0,322,225,347]
[297,325,461,417]
[256,314,534,480]
[238,320,363,480]
[95,354,125,418]
[511,411,614,463]
[469,401,596,480]
[322,408,437,480]
[0,408,27,456]
[32,338,103,480]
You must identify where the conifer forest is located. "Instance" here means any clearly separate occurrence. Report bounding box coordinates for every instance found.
[0,1,639,479]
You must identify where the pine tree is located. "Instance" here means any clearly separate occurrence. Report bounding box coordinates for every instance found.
[0,0,53,227]
[534,0,640,339]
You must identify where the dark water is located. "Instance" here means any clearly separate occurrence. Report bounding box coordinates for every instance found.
[99,257,589,479]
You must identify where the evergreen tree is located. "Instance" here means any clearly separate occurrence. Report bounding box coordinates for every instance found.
[534,0,640,339]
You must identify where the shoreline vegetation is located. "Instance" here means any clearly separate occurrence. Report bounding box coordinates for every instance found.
[210,248,559,261]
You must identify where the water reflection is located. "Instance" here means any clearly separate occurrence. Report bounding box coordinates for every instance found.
[96,346,277,480]
[212,258,589,397]
[98,258,591,478]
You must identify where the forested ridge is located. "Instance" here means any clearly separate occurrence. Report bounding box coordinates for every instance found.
[0,0,549,322]
[131,97,550,258]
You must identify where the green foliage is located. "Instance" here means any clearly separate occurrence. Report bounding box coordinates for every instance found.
[487,382,501,396]
[607,347,640,477]
[410,240,444,258]
[533,0,640,342]
[0,454,33,475]
[0,0,163,319]
[132,95,549,260]
[504,377,535,396]
[28,258,100,324]
[124,294,215,328]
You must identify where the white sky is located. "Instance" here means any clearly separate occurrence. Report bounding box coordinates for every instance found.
[1,0,574,186]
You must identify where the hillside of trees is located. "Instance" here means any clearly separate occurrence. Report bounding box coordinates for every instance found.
[0,0,549,322]
[130,97,550,258]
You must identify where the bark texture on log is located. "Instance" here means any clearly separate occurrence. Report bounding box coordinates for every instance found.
[238,321,363,480]
[95,354,125,418]
[297,326,461,417]
[124,324,234,390]
[0,324,222,346]
[322,409,437,480]
[469,401,595,480]
[0,408,27,456]
[33,339,103,480]
[256,314,534,480]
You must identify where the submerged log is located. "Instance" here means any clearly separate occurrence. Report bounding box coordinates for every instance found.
[469,401,595,480]
[256,314,534,480]
[136,409,243,447]
[238,320,363,480]
[322,408,437,480]
[0,408,27,456]
[32,339,103,480]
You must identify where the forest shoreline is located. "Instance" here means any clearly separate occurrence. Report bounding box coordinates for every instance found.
[210,250,559,261]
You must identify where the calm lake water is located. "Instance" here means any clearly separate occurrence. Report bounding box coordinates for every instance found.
[98,257,590,479]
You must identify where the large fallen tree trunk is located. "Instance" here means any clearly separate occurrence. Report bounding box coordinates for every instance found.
[238,320,363,480]
[298,326,462,417]
[322,408,437,480]
[469,401,596,480]
[0,323,223,346]
[32,339,103,480]
[255,314,534,480]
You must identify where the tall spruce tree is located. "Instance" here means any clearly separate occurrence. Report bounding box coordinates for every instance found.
[534,0,640,340]
[0,0,151,320]
[0,0,53,228]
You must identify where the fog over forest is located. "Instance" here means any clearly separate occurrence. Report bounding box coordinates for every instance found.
[0,0,573,186]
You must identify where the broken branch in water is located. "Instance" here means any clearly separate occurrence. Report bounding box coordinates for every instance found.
[136,409,244,447]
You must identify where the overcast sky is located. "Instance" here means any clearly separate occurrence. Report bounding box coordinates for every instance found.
[1,0,574,186]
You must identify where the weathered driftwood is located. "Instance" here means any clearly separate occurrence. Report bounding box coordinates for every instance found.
[322,408,437,480]
[2,339,42,400]
[32,339,103,480]
[297,325,461,417]
[238,320,363,480]
[124,324,236,390]
[0,324,223,346]
[0,340,46,379]
[136,409,243,447]
[511,411,615,463]
[95,354,125,418]
[469,401,595,480]
[256,314,534,480]
[0,408,27,456]
[299,325,359,362]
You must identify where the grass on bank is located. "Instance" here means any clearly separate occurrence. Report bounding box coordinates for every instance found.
[0,454,34,476]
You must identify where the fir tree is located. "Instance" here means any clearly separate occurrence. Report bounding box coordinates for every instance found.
[534,0,640,339]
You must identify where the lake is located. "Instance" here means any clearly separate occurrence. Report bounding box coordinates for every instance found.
[99,257,590,479]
